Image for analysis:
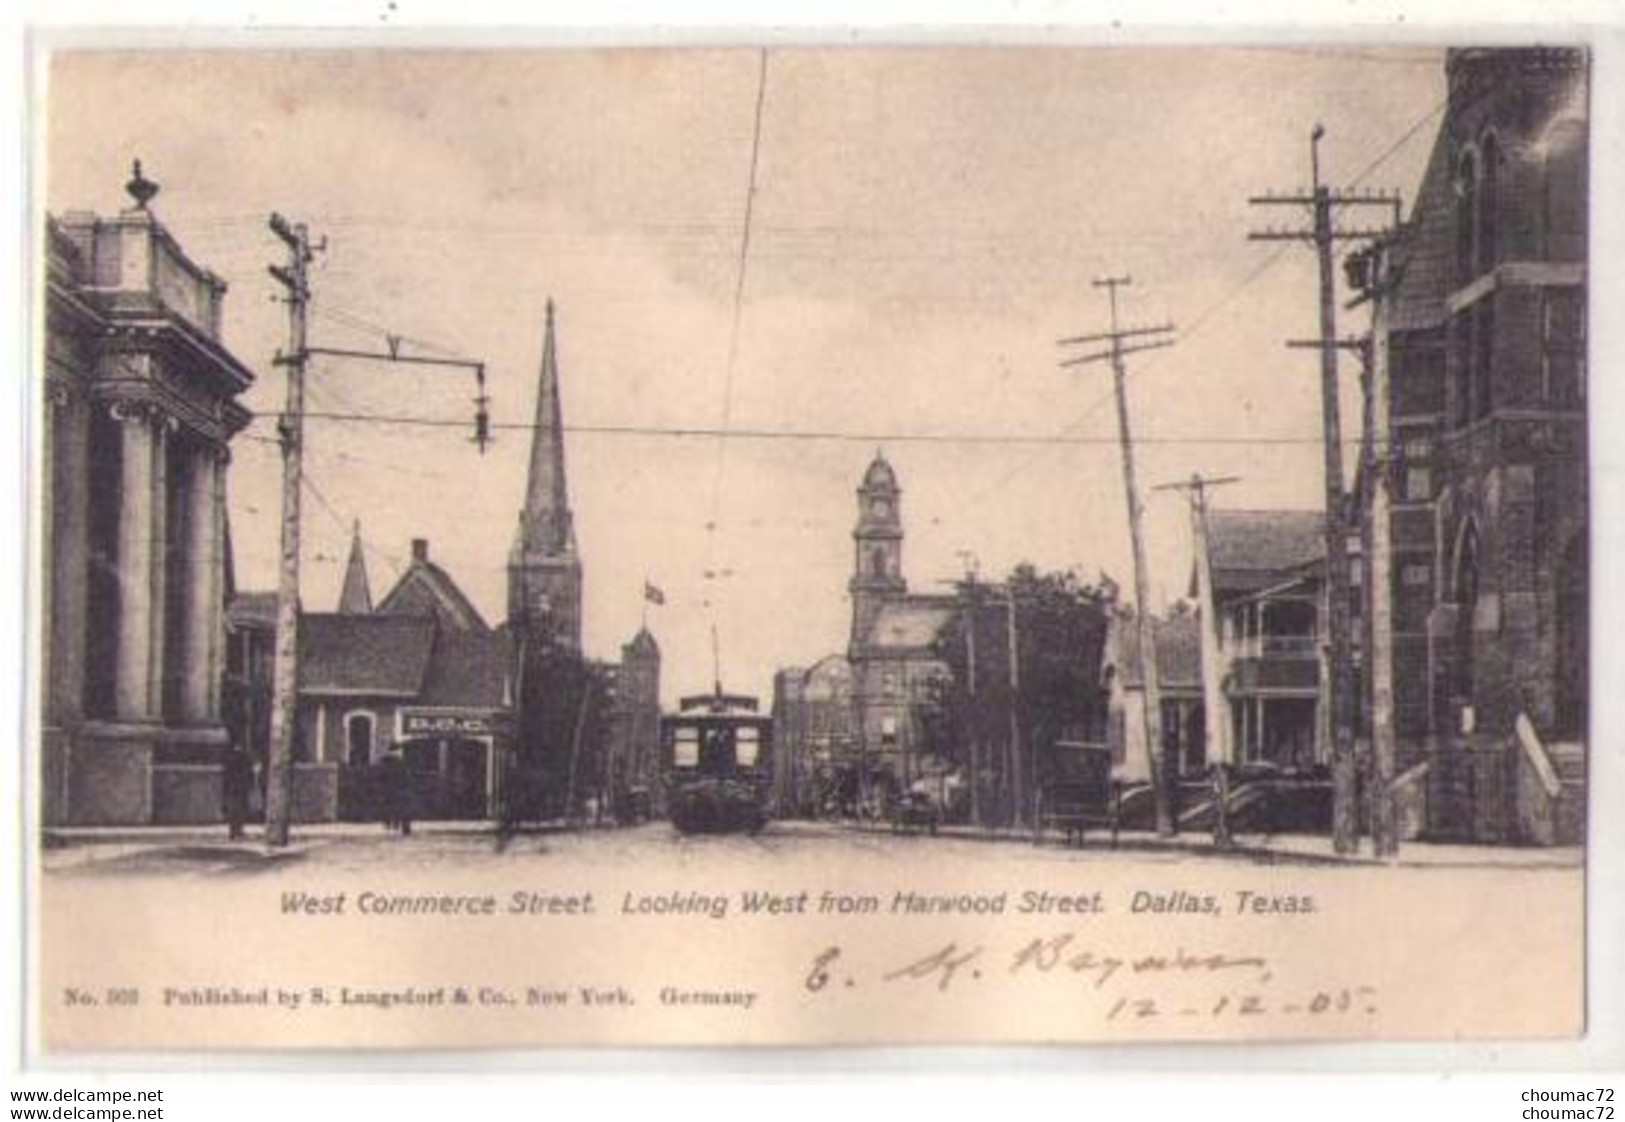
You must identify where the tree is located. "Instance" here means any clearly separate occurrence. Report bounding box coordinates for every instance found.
[932,564,1114,829]
[507,633,610,828]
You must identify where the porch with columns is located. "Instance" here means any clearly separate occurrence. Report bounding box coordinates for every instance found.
[66,399,233,824]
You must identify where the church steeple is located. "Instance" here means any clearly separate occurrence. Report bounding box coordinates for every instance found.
[337,519,372,614]
[517,299,575,557]
[509,299,583,648]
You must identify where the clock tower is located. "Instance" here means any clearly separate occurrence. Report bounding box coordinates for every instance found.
[849,452,906,656]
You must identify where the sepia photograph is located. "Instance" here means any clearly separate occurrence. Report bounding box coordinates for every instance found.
[26,38,1599,1054]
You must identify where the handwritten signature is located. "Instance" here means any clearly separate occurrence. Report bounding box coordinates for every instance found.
[803,934,1377,1020]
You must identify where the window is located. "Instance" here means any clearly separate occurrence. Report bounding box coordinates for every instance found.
[1543,119,1587,261]
[345,712,375,768]
[1451,323,1471,429]
[1455,303,1495,429]
[1472,303,1495,421]
[1455,151,1478,283]
[1544,288,1586,407]
[1455,138,1500,283]
[880,716,898,745]
[1477,134,1500,272]
[1404,467,1433,503]
[735,726,761,767]
[673,727,700,768]
[1453,524,1481,704]
[1402,564,1432,587]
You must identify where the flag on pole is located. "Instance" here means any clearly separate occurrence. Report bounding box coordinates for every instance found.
[644,581,666,606]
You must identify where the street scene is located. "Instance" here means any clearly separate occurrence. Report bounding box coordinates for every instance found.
[38,45,1590,876]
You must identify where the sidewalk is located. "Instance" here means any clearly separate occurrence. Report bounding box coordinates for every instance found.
[38,820,526,873]
[854,819,1585,869]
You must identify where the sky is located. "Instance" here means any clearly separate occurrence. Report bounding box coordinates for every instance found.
[44,46,1447,704]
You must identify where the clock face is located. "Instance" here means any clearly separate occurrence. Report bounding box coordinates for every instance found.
[871,498,891,517]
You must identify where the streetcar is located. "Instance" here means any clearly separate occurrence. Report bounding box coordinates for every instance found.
[661,688,774,834]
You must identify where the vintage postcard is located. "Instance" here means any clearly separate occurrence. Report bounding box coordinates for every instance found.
[29,42,1590,1051]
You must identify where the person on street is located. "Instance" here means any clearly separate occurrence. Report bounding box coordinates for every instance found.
[380,745,413,836]
[222,742,252,841]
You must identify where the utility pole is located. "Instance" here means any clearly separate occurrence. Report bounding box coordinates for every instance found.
[1346,237,1404,857]
[1003,582,1024,831]
[1249,125,1397,856]
[260,218,488,848]
[1351,332,1399,856]
[1058,277,1176,838]
[1155,474,1239,772]
[1362,329,1400,858]
[263,213,318,849]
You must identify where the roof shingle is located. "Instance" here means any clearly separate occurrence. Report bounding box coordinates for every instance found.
[299,613,436,696]
[1207,509,1324,594]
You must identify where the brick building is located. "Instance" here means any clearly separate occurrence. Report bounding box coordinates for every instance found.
[770,654,858,815]
[227,534,512,823]
[1361,47,1588,843]
[41,167,254,826]
[845,453,958,793]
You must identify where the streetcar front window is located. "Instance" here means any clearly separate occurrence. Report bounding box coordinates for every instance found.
[735,726,760,767]
[673,727,700,767]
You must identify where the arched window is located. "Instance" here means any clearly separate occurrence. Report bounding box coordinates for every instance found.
[1455,150,1479,283]
[345,711,376,768]
[1452,523,1481,709]
[1477,133,1500,271]
[1542,119,1587,261]
[1554,534,1588,739]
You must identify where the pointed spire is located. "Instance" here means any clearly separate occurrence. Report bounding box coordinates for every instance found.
[518,298,575,556]
[338,519,373,614]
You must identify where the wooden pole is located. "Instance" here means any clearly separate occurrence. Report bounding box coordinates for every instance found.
[263,213,314,849]
[965,581,981,829]
[1307,128,1361,856]
[1157,473,1239,774]
[1249,129,1400,856]
[1096,276,1174,838]
[1365,329,1400,856]
[1005,585,1025,829]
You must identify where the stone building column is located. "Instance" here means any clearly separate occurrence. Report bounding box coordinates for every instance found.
[209,447,228,719]
[56,388,93,716]
[148,414,171,719]
[177,443,224,723]
[111,403,157,721]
